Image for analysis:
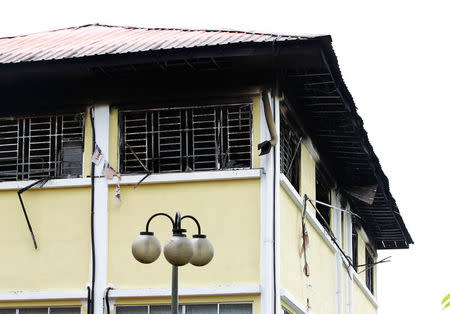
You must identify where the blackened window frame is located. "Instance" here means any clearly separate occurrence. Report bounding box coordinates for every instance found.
[280,118,302,192]
[118,103,253,174]
[0,113,85,182]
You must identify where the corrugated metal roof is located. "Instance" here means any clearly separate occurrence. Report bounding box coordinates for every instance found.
[0,24,317,64]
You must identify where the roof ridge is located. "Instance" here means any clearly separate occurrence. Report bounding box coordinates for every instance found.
[0,24,98,40]
[0,23,308,41]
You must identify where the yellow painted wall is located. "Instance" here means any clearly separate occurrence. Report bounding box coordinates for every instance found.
[353,281,377,314]
[0,188,91,292]
[108,179,260,288]
[109,107,119,170]
[114,295,260,314]
[280,188,335,314]
[299,144,315,208]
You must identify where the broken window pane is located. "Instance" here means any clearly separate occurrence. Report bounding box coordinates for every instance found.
[119,103,252,174]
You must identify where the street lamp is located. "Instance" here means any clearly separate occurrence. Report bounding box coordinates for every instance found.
[131,212,214,314]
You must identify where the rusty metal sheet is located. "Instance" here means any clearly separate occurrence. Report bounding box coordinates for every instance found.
[0,24,317,64]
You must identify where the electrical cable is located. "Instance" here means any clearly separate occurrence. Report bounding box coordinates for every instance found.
[89,107,96,314]
[87,286,91,314]
[105,287,113,314]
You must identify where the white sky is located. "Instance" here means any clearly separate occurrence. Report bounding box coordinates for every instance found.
[1,0,449,312]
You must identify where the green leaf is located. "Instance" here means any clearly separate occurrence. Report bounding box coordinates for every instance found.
[444,302,450,310]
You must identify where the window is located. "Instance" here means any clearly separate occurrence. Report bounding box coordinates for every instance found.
[116,303,252,314]
[280,119,301,192]
[0,113,84,181]
[352,229,358,270]
[366,248,375,293]
[119,103,252,174]
[0,307,80,314]
[315,166,331,229]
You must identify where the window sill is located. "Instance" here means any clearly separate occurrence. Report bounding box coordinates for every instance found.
[0,169,262,191]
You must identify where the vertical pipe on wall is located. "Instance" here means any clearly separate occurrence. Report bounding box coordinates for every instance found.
[260,90,275,314]
[260,88,281,314]
[333,192,344,314]
[92,105,110,314]
[273,87,281,314]
[344,204,354,314]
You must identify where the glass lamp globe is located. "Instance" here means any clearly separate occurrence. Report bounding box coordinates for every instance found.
[189,235,214,266]
[131,232,161,264]
[163,234,194,266]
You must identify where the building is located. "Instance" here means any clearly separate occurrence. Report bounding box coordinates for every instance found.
[0,24,413,314]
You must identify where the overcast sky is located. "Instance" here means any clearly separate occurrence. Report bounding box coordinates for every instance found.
[1,0,449,313]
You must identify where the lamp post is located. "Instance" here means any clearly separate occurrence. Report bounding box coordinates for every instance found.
[131,212,214,314]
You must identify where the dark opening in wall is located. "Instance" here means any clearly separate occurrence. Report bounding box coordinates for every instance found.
[119,103,252,174]
[315,166,331,229]
[366,247,375,293]
[352,228,358,270]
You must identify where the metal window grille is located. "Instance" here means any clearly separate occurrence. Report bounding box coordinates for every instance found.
[0,113,84,181]
[119,103,252,174]
[280,120,301,192]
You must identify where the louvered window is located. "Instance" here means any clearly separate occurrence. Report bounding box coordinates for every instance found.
[119,103,252,174]
[280,120,302,192]
[0,113,84,181]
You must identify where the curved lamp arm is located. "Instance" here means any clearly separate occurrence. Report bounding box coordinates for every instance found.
[181,215,202,235]
[145,213,175,232]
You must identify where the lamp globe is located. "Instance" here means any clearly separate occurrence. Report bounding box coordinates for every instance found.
[164,234,194,266]
[132,232,161,264]
[189,235,214,266]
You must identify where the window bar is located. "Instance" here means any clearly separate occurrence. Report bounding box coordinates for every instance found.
[157,111,161,173]
[184,109,188,171]
[219,108,224,168]
[50,116,54,177]
[26,119,31,180]
[192,110,197,171]
[124,114,128,172]
[15,119,19,181]
[226,107,231,167]
[178,110,182,172]
[56,116,60,177]
[151,112,154,173]
[214,108,218,170]
[145,111,148,172]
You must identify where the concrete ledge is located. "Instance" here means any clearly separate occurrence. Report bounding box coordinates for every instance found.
[109,285,262,298]
[0,169,262,191]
